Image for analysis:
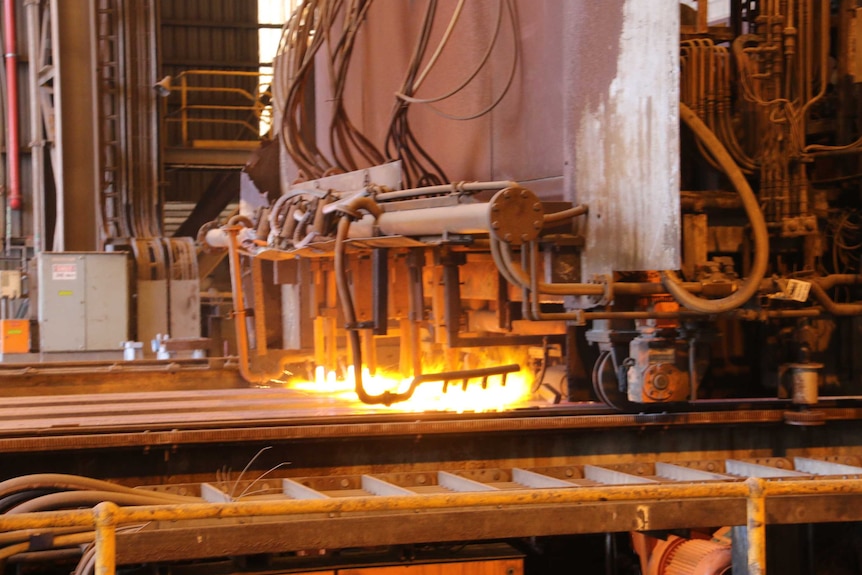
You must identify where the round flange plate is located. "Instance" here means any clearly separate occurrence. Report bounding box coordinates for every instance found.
[488,186,544,245]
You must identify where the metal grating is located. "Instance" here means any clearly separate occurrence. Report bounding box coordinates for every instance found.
[145,456,862,502]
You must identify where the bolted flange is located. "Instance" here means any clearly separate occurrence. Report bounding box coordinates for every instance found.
[487,186,544,245]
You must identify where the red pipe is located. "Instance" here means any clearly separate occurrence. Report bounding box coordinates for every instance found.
[4,0,20,211]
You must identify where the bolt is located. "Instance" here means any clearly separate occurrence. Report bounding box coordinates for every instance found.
[521,233,529,241]
[520,189,529,199]
[787,222,798,232]
[502,190,512,199]
[492,205,500,213]
[533,220,542,229]
[533,202,542,212]
[492,221,501,230]
[805,220,815,231]
[504,233,513,241]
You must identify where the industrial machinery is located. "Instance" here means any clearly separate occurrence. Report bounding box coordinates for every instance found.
[203,0,862,417]
[6,2,862,575]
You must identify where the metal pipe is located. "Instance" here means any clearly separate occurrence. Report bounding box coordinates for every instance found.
[0,474,199,505]
[224,226,253,383]
[0,531,94,561]
[25,0,45,250]
[204,227,232,249]
[374,180,516,202]
[543,203,587,224]
[4,0,20,211]
[348,202,491,238]
[251,258,268,357]
[661,103,769,313]
[0,526,89,546]
[5,547,87,565]
[0,482,755,532]
[7,478,862,572]
[814,274,862,290]
[493,237,710,302]
[221,226,288,385]
[6,491,197,515]
[466,310,567,335]
[180,74,188,145]
[494,238,604,297]
[808,282,862,316]
[24,476,862,527]
[746,477,766,575]
[93,502,117,575]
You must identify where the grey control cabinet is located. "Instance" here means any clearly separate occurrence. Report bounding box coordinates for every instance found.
[37,253,130,352]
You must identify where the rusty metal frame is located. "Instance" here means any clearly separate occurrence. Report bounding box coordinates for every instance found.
[164,69,273,146]
[6,477,862,574]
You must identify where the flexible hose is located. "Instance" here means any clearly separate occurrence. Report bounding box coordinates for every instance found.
[544,203,588,224]
[808,282,862,316]
[0,526,90,546]
[333,197,394,404]
[0,474,199,504]
[0,532,95,561]
[661,103,769,313]
[6,490,196,515]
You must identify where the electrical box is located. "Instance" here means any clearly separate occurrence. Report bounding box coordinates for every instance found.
[0,319,29,354]
[37,253,130,352]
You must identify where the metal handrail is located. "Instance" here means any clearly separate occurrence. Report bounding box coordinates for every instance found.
[7,476,862,574]
[161,69,273,145]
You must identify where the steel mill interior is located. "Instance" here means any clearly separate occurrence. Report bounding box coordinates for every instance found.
[3,1,862,574]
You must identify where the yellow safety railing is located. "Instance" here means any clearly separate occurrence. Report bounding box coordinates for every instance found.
[5,477,862,575]
[159,69,273,146]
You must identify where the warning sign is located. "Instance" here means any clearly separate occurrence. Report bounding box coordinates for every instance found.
[52,263,77,281]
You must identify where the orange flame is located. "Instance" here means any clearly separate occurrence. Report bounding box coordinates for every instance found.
[288,350,537,413]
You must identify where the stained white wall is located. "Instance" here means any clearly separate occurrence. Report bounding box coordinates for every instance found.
[292,0,682,274]
[563,0,681,275]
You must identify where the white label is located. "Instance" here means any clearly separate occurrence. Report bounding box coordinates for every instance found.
[784,279,811,302]
[52,263,77,281]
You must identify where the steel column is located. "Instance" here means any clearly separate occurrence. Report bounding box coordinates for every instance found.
[50,0,99,250]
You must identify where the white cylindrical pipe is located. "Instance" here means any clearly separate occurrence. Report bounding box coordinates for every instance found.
[348,203,491,238]
[204,228,231,249]
[204,226,256,249]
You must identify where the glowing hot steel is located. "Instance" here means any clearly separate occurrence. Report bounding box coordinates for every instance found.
[290,354,536,412]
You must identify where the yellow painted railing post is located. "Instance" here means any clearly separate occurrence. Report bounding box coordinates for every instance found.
[746,477,766,575]
[94,501,119,575]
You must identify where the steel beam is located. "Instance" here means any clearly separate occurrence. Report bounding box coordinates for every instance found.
[50,0,100,250]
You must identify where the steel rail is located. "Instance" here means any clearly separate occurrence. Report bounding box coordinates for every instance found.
[4,406,862,454]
